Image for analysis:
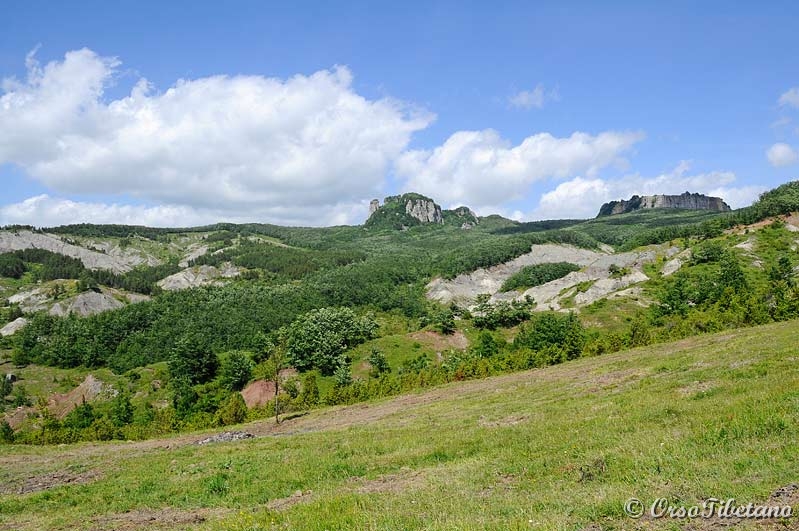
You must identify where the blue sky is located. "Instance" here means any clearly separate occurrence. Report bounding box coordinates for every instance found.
[1,1,798,226]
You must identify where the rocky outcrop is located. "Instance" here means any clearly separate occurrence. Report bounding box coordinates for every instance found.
[157,263,241,291]
[365,193,444,228]
[597,192,731,217]
[0,317,28,337]
[49,291,125,317]
[447,206,480,229]
[7,285,141,316]
[427,243,680,310]
[179,244,209,268]
[405,197,443,224]
[426,244,605,305]
[0,230,159,273]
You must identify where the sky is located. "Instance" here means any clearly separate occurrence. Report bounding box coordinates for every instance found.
[1,1,798,227]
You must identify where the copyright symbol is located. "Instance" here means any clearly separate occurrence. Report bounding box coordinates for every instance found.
[624,498,645,519]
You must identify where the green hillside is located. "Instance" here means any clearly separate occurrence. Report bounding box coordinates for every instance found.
[1,320,797,530]
[1,180,799,446]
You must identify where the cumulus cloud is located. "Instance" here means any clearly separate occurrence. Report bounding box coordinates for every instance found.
[766,142,798,167]
[395,129,644,212]
[0,195,372,228]
[508,84,559,110]
[0,48,433,225]
[529,161,765,220]
[779,87,799,109]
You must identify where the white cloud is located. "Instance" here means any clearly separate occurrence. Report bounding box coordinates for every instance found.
[508,84,559,110]
[529,161,765,220]
[395,129,644,212]
[0,48,433,225]
[0,195,371,228]
[766,142,798,167]
[779,87,799,109]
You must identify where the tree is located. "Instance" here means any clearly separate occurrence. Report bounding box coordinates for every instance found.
[216,393,247,426]
[717,251,748,294]
[110,391,134,427]
[473,331,499,358]
[367,347,390,377]
[299,371,319,408]
[219,351,255,391]
[286,307,377,375]
[261,332,287,424]
[333,357,353,387]
[1,375,12,400]
[168,335,218,385]
[0,420,14,443]
[514,312,585,360]
[63,399,95,430]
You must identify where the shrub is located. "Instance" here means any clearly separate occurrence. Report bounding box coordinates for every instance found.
[514,312,585,360]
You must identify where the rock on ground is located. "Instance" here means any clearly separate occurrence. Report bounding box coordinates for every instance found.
[157,264,242,291]
[196,431,255,445]
[427,243,680,311]
[426,244,606,305]
[0,230,158,273]
[49,291,125,317]
[0,317,28,337]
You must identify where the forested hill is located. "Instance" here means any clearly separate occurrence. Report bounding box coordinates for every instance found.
[1,180,799,444]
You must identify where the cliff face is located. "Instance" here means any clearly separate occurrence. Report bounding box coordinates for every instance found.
[365,193,444,228]
[597,192,731,217]
[404,197,443,224]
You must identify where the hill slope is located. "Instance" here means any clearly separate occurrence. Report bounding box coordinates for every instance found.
[1,320,797,530]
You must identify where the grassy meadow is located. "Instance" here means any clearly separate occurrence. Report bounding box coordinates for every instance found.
[1,319,797,530]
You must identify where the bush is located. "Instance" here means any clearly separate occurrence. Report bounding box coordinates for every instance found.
[473,298,534,329]
[216,393,248,426]
[514,312,585,360]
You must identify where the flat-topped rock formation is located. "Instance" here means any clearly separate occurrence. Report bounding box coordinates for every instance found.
[597,192,731,217]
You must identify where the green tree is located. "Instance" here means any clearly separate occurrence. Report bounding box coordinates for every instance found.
[1,375,12,400]
[168,335,218,385]
[333,356,353,387]
[110,391,134,427]
[63,399,95,430]
[367,347,391,377]
[261,332,287,424]
[514,312,585,360]
[299,371,320,408]
[473,331,499,358]
[219,351,255,391]
[286,307,377,375]
[717,251,748,294]
[216,393,248,426]
[0,420,14,443]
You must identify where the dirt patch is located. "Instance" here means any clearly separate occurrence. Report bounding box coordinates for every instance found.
[241,369,298,408]
[408,330,469,352]
[89,507,227,531]
[48,374,113,419]
[241,380,275,408]
[266,489,313,511]
[0,469,102,495]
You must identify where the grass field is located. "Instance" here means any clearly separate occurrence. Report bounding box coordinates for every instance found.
[1,320,798,530]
